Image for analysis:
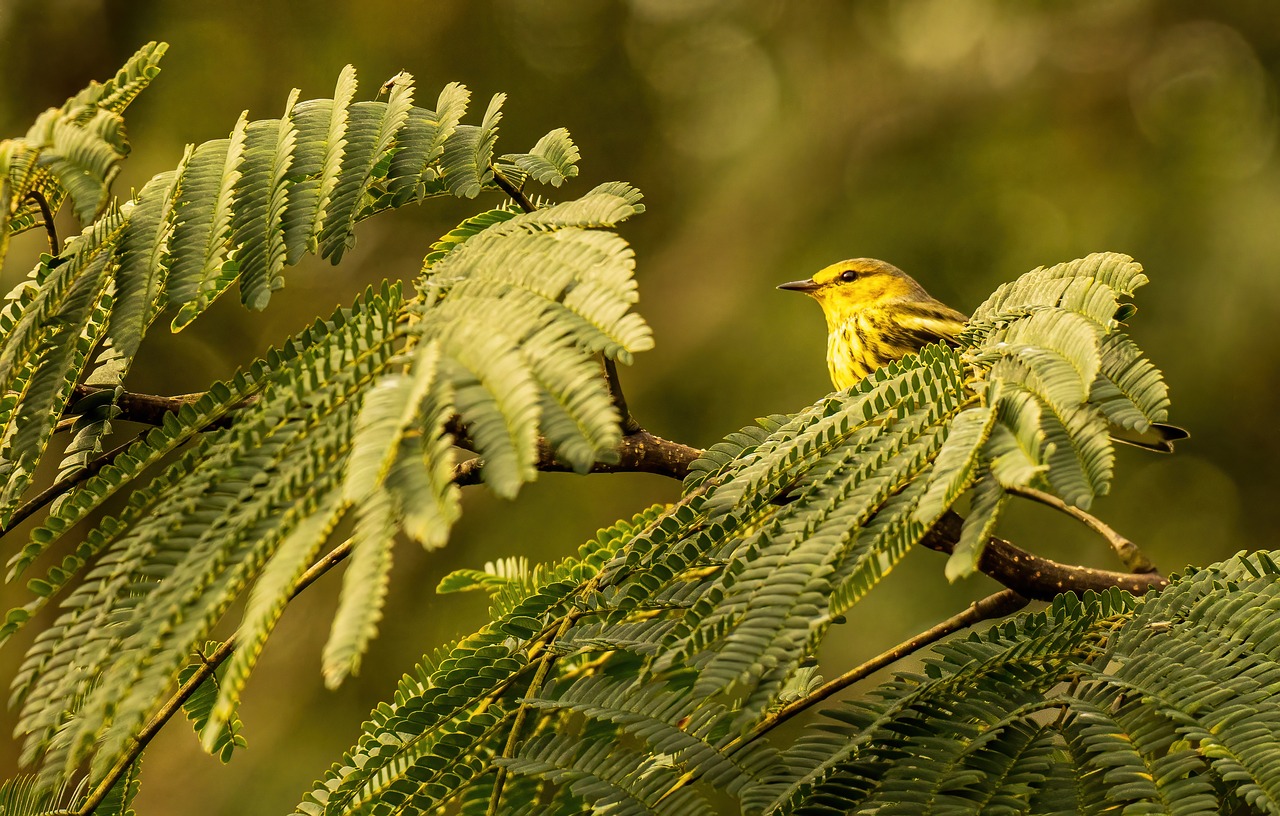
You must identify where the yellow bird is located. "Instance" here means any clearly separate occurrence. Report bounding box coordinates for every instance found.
[779,257,1187,452]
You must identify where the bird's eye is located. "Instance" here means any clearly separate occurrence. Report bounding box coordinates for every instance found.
[840,270,858,282]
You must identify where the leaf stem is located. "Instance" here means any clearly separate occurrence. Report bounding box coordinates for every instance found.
[747,589,1029,738]
[489,165,536,214]
[1005,484,1157,574]
[653,589,1029,807]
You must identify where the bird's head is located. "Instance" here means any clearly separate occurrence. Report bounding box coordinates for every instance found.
[778,258,930,324]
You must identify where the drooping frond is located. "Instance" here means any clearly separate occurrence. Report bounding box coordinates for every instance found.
[0,42,165,260]
[1,170,653,796]
[0,213,123,520]
[0,773,86,816]
[440,93,504,198]
[8,284,404,783]
[414,183,652,497]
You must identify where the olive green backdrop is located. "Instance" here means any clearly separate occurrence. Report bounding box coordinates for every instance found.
[1,1,1275,813]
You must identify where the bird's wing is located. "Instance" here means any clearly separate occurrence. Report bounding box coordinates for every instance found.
[892,302,968,348]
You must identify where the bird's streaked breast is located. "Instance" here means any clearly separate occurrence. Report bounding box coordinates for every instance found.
[825,307,966,391]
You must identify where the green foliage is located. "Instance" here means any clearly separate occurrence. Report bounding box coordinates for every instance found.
[0,47,649,803]
[0,51,591,531]
[764,551,1280,815]
[282,250,1200,815]
[1,42,1263,816]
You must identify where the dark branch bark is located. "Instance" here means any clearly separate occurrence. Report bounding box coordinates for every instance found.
[71,384,244,428]
[25,190,59,253]
[64,386,1164,601]
[453,429,700,486]
[920,511,1168,600]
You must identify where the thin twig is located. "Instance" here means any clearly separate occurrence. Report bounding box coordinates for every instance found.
[1005,484,1156,574]
[25,190,59,253]
[71,538,355,816]
[1,437,135,535]
[489,165,536,214]
[751,590,1029,736]
[603,357,640,434]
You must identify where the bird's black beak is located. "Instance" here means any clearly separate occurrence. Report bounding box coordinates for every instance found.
[777,278,820,293]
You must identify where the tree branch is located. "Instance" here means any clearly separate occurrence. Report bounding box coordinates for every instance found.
[50,397,1165,814]
[70,384,240,427]
[0,387,247,537]
[453,428,700,487]
[603,357,640,435]
[715,590,1025,776]
[920,510,1168,600]
[653,589,1030,807]
[62,385,1165,604]
[771,590,1029,728]
[1006,484,1156,574]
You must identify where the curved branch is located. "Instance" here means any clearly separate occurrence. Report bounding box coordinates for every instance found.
[59,385,1166,603]
[769,590,1029,729]
[920,510,1168,600]
[25,190,59,253]
[653,588,1030,804]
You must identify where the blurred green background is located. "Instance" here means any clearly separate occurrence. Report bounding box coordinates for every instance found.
[1,0,1275,812]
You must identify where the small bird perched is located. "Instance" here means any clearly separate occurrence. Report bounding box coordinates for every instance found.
[779,257,1187,452]
[778,258,968,389]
